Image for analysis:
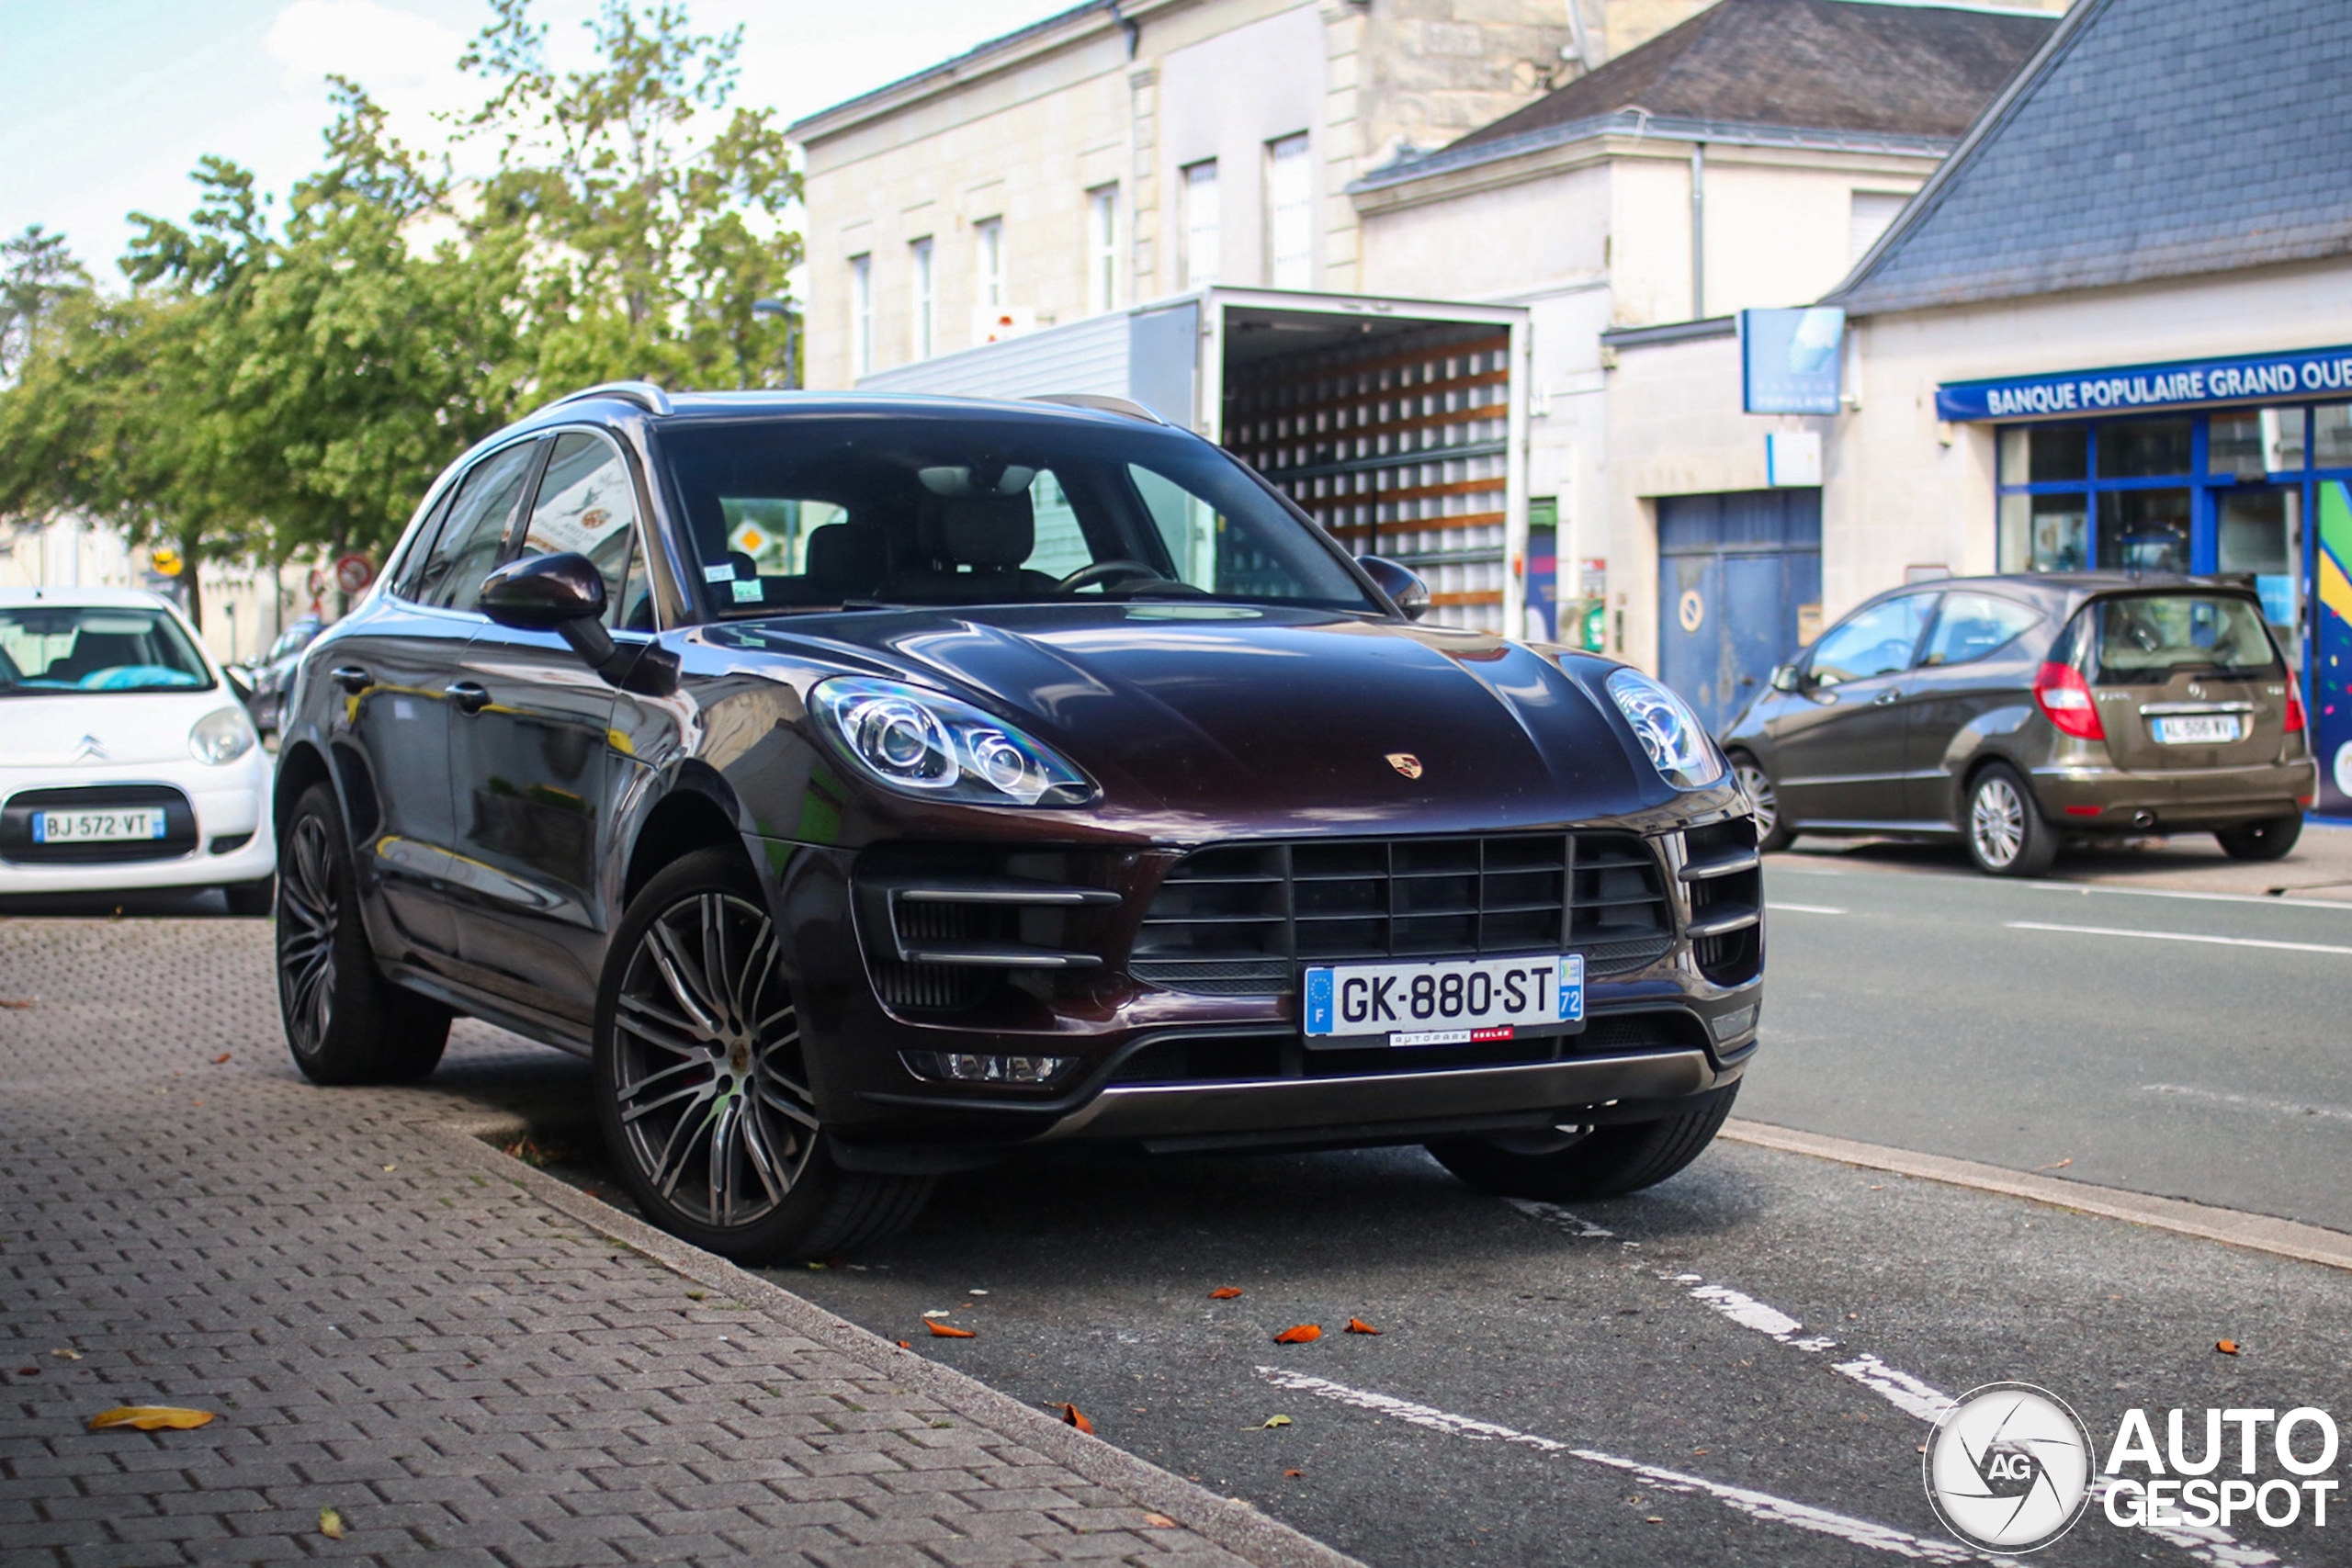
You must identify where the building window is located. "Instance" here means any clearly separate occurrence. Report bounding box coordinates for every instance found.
[909,237,934,360]
[974,218,1003,312]
[1087,186,1120,314]
[849,254,872,378]
[1182,160,1220,290]
[1266,133,1312,288]
[1849,190,1909,264]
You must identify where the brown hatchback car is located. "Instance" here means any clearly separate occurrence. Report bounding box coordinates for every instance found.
[1720,573,2318,875]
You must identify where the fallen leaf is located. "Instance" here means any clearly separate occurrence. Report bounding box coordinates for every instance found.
[1273,1325,1321,1344]
[1283,1468,1304,1479]
[87,1406,217,1431]
[1250,1415,1293,1429]
[896,1340,910,1349]
[927,1322,977,1338]
[1057,1403,1094,1434]
[380,1165,397,1173]
[50,1348,81,1361]
[922,1308,952,1318]
[968,1288,989,1296]
[2217,1339,2241,1356]
[320,1506,345,1540]
[684,1291,707,1302]
[1645,1516,1665,1524]
[1344,1317,1381,1336]
[1208,1287,1244,1300]
[17,1366,37,1376]
[0,997,36,1010]
[1144,1512,1179,1528]
[209,1051,231,1064]
[2040,1156,2073,1171]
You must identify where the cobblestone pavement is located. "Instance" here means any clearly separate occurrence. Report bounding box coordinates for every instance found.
[0,918,1351,1568]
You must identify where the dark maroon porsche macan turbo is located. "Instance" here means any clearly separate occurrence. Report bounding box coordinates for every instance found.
[273,385,1764,1260]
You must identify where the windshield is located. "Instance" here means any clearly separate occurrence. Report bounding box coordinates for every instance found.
[651,412,1378,616]
[0,605,212,696]
[2092,593,2279,682]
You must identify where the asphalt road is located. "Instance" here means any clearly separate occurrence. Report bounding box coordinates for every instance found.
[1746,854,2352,1232]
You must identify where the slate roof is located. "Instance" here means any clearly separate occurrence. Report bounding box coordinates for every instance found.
[1448,0,2053,152]
[1836,0,2352,314]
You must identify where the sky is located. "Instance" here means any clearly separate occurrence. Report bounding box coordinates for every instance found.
[0,0,1074,280]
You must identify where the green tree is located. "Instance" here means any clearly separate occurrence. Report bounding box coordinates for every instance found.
[461,0,802,389]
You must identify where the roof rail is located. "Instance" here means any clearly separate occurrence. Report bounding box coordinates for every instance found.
[549,380,675,417]
[1026,392,1166,425]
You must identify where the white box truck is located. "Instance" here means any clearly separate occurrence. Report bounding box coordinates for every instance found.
[857,287,1533,635]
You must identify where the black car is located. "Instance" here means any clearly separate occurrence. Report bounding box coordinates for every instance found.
[274,384,1763,1260]
[245,615,323,736]
[1721,573,2316,875]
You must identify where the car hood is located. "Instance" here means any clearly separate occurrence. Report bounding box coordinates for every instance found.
[722,604,1667,834]
[0,688,229,767]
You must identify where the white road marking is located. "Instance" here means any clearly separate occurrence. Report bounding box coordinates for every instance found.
[1502,1198,1613,1237]
[2026,881,2352,911]
[2144,1083,2352,1125]
[1255,1368,1982,1564]
[1829,1352,1955,1422]
[1768,901,1849,915]
[2006,920,2352,956]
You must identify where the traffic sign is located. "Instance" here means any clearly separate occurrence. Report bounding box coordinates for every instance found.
[334,552,376,595]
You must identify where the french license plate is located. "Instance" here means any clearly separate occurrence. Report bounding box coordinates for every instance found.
[1302,953,1584,1045]
[2152,714,2242,745]
[32,808,167,844]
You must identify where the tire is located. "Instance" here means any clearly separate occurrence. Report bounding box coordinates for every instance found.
[1964,763,2057,877]
[593,846,933,1264]
[276,784,450,1084]
[223,876,276,918]
[1427,1082,1740,1201]
[1730,754,1792,852]
[2215,813,2302,862]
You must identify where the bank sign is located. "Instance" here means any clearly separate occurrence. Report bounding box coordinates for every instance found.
[1938,344,2352,422]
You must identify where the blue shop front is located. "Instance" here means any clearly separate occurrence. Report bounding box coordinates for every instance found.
[1940,344,2352,817]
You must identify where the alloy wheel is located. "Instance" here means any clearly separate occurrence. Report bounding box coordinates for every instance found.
[277,814,339,1055]
[609,891,817,1229]
[1734,761,1779,842]
[1971,775,2027,869]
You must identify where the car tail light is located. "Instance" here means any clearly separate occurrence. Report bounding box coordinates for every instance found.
[2285,668,2307,734]
[2033,662,2104,740]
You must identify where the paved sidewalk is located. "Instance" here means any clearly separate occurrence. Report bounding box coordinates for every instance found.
[0,919,1354,1568]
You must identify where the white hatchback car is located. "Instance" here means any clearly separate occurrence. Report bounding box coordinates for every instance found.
[0,588,276,911]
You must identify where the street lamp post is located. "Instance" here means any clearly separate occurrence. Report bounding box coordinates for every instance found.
[752,298,799,389]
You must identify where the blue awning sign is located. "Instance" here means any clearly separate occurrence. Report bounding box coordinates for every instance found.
[1938,344,2352,423]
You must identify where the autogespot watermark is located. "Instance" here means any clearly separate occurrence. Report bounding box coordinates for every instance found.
[1923,1386,2342,1552]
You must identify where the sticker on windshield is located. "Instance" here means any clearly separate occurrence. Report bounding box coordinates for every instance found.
[730,579,763,604]
[703,563,736,582]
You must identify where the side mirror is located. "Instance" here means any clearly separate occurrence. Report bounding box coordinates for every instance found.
[221,665,254,703]
[1770,663,1802,694]
[1357,555,1431,622]
[481,551,607,632]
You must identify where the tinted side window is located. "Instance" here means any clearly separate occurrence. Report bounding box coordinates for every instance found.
[1809,595,1932,686]
[415,442,540,611]
[523,432,643,627]
[1921,592,2041,668]
[388,488,457,602]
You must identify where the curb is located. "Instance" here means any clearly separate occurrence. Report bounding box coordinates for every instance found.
[422,1112,1365,1568]
[1724,1117,2352,1273]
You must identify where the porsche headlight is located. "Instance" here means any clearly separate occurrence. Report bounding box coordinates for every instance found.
[189,705,258,765]
[1605,669,1723,790]
[810,678,1094,807]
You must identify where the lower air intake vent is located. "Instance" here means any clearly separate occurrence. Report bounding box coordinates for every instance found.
[1679,817,1762,987]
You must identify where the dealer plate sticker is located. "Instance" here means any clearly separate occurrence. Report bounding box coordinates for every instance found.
[1302,954,1584,1044]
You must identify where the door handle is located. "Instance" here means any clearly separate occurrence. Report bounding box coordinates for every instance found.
[446,681,491,715]
[1872,688,1903,705]
[329,665,371,694]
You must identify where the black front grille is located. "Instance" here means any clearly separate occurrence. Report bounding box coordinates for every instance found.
[1681,818,1763,987]
[0,785,198,864]
[1130,832,1673,996]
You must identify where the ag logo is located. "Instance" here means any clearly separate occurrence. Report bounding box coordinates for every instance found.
[1385,752,1424,780]
[1923,1382,2091,1553]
